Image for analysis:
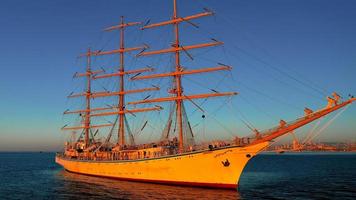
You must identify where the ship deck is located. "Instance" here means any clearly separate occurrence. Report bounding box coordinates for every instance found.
[56,144,246,163]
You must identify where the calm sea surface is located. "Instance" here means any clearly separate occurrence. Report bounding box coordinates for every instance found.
[0,152,355,199]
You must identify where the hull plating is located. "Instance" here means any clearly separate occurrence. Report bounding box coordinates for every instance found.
[56,142,269,189]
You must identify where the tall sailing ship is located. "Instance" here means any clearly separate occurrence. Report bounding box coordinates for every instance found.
[56,0,355,189]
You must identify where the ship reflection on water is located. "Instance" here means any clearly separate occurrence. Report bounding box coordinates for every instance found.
[56,171,240,200]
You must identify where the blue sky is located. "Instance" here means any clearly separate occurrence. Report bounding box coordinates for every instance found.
[0,0,355,151]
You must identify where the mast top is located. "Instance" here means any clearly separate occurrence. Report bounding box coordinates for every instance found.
[105,16,141,32]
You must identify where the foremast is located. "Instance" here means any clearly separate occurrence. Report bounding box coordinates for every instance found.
[130,0,238,152]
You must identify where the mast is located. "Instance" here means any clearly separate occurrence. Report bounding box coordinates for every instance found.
[84,48,92,148]
[172,0,184,152]
[62,48,116,146]
[69,16,162,147]
[118,16,126,147]
[131,0,237,152]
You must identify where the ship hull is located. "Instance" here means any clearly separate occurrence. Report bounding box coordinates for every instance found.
[55,142,269,189]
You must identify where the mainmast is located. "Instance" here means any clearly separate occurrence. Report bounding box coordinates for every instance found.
[84,48,92,148]
[78,16,162,147]
[131,0,237,152]
[172,0,184,152]
[118,16,127,147]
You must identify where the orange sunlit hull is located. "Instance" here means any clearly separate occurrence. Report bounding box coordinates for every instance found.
[55,142,269,189]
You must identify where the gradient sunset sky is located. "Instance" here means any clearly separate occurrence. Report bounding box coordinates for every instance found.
[0,0,355,151]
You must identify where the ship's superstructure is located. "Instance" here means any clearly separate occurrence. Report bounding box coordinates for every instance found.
[56,0,355,189]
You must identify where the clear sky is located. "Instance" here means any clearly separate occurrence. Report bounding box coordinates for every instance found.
[0,0,355,151]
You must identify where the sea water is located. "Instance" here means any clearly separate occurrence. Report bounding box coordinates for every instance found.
[0,152,355,199]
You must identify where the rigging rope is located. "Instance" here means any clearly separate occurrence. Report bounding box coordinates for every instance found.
[302,119,322,145]
[304,106,349,144]
[94,115,119,153]
[195,0,329,98]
